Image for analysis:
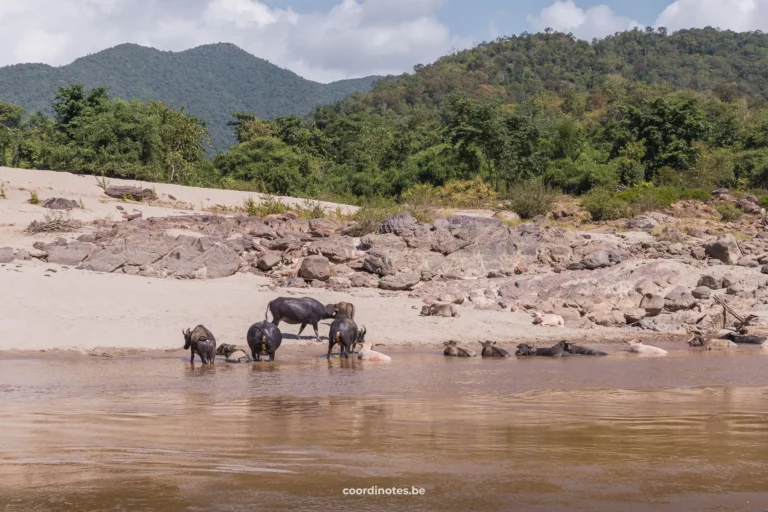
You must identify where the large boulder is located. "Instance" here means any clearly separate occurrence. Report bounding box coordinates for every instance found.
[362,248,402,276]
[308,218,340,237]
[634,278,659,296]
[692,286,712,299]
[350,272,379,288]
[0,247,14,264]
[360,233,408,251]
[379,272,421,291]
[79,245,128,273]
[590,309,626,327]
[704,234,742,264]
[299,255,331,281]
[624,308,647,324]
[664,286,697,312]
[308,238,362,263]
[256,252,282,271]
[640,293,666,317]
[627,215,658,231]
[42,197,79,210]
[697,275,723,290]
[379,212,418,236]
[48,242,93,266]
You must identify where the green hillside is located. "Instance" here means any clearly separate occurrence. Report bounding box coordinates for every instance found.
[0,43,379,151]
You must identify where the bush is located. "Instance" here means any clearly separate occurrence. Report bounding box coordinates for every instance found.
[434,177,497,208]
[616,186,679,215]
[714,202,742,222]
[25,211,82,234]
[348,198,403,236]
[27,190,39,205]
[679,188,711,201]
[505,180,557,219]
[582,188,629,221]
[400,184,437,224]
[242,195,290,217]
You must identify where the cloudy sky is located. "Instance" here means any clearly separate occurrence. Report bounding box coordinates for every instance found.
[0,0,765,82]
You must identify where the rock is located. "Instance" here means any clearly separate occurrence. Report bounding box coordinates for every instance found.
[257,252,282,271]
[379,212,418,235]
[350,272,379,288]
[308,238,362,262]
[634,278,659,296]
[590,309,626,327]
[640,293,666,317]
[761,265,768,275]
[77,234,96,243]
[582,250,610,270]
[308,218,340,237]
[492,211,520,223]
[691,246,707,260]
[331,263,355,276]
[627,215,658,231]
[360,233,408,251]
[328,276,352,288]
[28,249,47,260]
[47,242,93,266]
[624,308,647,324]
[727,283,744,295]
[664,286,697,312]
[379,272,421,291]
[692,286,712,299]
[299,255,331,281]
[698,275,723,289]
[362,248,402,276]
[284,277,308,288]
[738,256,759,268]
[704,234,742,264]
[722,274,736,288]
[311,280,327,288]
[78,246,128,273]
[14,249,30,261]
[42,197,79,210]
[739,200,761,214]
[0,247,14,263]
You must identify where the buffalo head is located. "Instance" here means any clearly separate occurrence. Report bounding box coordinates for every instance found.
[182,328,192,349]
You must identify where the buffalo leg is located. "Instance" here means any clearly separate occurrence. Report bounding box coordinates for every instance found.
[190,350,195,364]
[312,323,320,342]
[251,351,258,362]
[297,323,307,338]
[269,351,275,362]
[327,340,335,359]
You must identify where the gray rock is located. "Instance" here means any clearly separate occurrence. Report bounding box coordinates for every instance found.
[362,248,402,276]
[307,238,361,262]
[704,234,742,264]
[697,275,723,290]
[42,197,79,210]
[79,246,128,273]
[582,250,611,270]
[727,283,744,295]
[14,249,31,261]
[47,242,93,266]
[0,247,14,263]
[664,286,697,312]
[761,264,768,275]
[299,255,331,281]
[722,274,736,288]
[330,263,355,276]
[624,308,647,324]
[591,310,626,327]
[360,233,408,251]
[350,272,379,288]
[691,246,707,260]
[284,277,308,288]
[640,293,666,317]
[328,276,352,288]
[692,286,712,299]
[379,212,418,236]
[627,215,658,231]
[738,256,759,268]
[256,252,282,271]
[379,272,421,291]
[634,278,659,296]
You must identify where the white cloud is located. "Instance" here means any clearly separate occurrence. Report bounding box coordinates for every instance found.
[655,0,768,32]
[527,0,642,40]
[0,0,469,82]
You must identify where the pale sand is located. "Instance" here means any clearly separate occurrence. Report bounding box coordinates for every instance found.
[0,167,636,353]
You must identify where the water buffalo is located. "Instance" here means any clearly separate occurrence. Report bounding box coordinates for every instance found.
[479,341,510,358]
[327,301,355,320]
[247,321,283,362]
[561,341,607,356]
[265,297,337,341]
[443,340,476,357]
[515,342,569,357]
[421,303,460,318]
[216,343,252,363]
[532,312,565,327]
[183,325,216,364]
[327,315,366,359]
[625,340,667,355]
[721,333,768,345]
[688,337,738,350]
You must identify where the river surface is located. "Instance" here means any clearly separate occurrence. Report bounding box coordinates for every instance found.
[2,347,768,511]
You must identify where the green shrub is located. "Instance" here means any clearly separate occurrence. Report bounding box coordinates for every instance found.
[759,196,768,209]
[582,189,629,221]
[27,190,39,205]
[400,185,438,224]
[242,195,290,217]
[714,202,742,222]
[348,198,403,236]
[679,188,711,201]
[504,180,557,219]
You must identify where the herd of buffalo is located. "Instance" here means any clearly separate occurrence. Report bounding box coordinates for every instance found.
[182,296,768,364]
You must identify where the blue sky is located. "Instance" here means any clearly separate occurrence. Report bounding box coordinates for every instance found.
[1,0,767,81]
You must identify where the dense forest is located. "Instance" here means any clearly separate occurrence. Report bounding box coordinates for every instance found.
[4,28,768,218]
[0,43,378,151]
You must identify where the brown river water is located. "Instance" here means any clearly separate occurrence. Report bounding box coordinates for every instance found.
[2,346,768,511]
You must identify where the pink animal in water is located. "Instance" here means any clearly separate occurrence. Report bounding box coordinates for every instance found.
[357,340,392,363]
[532,312,565,327]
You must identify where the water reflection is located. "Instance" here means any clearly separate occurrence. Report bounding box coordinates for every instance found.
[1,351,768,511]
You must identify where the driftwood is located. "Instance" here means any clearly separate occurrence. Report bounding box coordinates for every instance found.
[713,295,758,333]
[103,186,154,201]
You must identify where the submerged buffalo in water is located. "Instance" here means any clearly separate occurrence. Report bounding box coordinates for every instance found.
[265,297,337,341]
[328,315,366,359]
[247,321,283,362]
[421,303,460,318]
[327,301,356,321]
[443,340,476,357]
[515,342,569,357]
[183,325,216,364]
[216,343,251,363]
[560,341,607,356]
[688,337,738,350]
[479,341,510,358]
[721,333,768,345]
[624,340,667,355]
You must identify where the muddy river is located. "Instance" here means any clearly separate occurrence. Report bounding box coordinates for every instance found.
[2,347,768,511]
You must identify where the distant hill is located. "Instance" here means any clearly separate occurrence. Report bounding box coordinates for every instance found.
[0,43,379,151]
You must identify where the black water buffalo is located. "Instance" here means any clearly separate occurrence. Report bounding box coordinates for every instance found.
[327,302,355,320]
[443,340,476,357]
[561,341,608,356]
[247,321,283,362]
[216,343,251,363]
[479,341,510,358]
[515,342,569,357]
[265,297,338,341]
[722,333,767,345]
[327,315,366,359]
[183,325,216,364]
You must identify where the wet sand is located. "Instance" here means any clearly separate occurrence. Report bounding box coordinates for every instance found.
[2,348,768,511]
